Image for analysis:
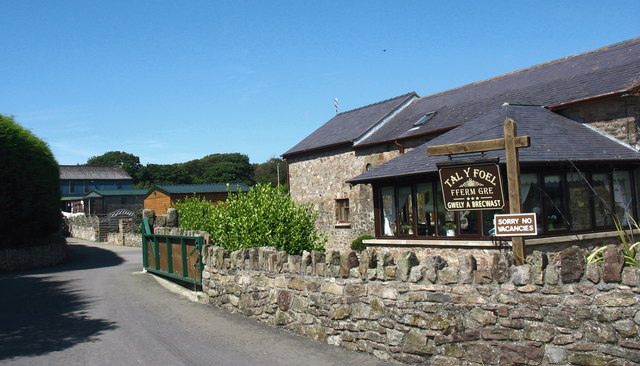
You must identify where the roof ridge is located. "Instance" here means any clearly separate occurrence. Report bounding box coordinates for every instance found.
[335,92,417,116]
[415,37,640,103]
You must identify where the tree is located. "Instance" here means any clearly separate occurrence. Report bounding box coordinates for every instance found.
[0,115,61,248]
[87,151,142,179]
[254,157,288,187]
[197,153,254,185]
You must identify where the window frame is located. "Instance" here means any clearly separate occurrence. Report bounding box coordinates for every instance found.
[335,198,350,223]
[372,165,637,240]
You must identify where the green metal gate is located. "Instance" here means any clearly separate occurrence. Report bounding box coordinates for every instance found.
[141,218,205,285]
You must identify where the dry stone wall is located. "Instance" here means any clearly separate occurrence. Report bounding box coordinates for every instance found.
[0,241,67,272]
[202,245,640,365]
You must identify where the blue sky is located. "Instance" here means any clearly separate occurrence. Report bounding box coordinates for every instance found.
[1,1,638,165]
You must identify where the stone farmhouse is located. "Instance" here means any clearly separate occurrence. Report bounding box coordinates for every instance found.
[283,38,640,261]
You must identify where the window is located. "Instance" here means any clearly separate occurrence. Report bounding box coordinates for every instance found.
[84,180,89,193]
[398,186,414,235]
[336,199,350,223]
[413,111,436,127]
[381,187,396,236]
[374,167,635,240]
[69,181,75,194]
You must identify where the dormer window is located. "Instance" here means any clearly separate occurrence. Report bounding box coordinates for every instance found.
[413,111,436,127]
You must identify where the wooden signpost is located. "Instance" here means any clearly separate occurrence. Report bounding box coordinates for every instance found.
[427,118,531,264]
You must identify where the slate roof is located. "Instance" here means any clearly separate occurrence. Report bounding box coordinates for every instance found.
[285,38,640,156]
[347,105,640,184]
[282,92,417,157]
[355,37,640,147]
[59,165,132,180]
[151,183,251,196]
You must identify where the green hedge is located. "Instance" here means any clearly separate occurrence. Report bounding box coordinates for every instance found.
[0,115,61,248]
[175,184,325,255]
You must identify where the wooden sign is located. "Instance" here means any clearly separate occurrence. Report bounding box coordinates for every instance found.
[439,164,505,211]
[494,213,538,236]
[428,119,531,264]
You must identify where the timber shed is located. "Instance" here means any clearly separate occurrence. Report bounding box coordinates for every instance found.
[143,183,251,214]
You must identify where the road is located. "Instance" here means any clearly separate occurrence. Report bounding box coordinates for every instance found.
[0,238,395,366]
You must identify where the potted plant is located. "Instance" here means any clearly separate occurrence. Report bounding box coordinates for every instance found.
[444,222,456,236]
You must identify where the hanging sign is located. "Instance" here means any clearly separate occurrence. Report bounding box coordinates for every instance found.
[439,164,505,211]
[494,213,538,236]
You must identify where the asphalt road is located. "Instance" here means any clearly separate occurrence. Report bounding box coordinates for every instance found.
[0,238,395,366]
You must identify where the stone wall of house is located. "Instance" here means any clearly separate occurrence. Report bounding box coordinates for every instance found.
[202,245,640,365]
[287,145,403,251]
[0,241,67,272]
[558,95,640,146]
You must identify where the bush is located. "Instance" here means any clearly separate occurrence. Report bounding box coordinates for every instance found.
[351,235,374,251]
[175,184,325,255]
[0,115,61,248]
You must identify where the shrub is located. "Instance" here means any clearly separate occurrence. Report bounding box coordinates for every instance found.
[351,235,374,251]
[175,184,325,255]
[0,115,61,248]
[588,216,639,267]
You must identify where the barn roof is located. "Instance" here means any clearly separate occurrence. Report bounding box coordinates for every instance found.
[59,165,132,180]
[85,189,150,197]
[150,183,251,196]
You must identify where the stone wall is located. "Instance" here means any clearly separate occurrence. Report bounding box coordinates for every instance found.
[557,95,640,146]
[0,241,67,272]
[202,245,640,364]
[69,216,100,241]
[287,145,402,251]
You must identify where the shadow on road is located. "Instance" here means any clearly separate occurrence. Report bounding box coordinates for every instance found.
[0,276,118,360]
[0,243,124,360]
[53,242,126,272]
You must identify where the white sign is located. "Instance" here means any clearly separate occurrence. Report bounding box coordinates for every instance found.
[494,213,537,236]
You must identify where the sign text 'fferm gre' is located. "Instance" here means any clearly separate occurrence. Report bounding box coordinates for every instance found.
[494,213,538,236]
[438,164,505,211]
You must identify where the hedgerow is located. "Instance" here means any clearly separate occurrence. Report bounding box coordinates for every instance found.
[0,115,61,248]
[175,184,325,255]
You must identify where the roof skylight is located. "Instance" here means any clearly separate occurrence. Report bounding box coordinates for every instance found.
[413,111,436,127]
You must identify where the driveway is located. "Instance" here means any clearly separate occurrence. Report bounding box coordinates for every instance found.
[0,238,396,365]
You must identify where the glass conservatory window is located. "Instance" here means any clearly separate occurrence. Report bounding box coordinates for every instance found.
[381,187,396,236]
[398,186,414,235]
[568,171,592,231]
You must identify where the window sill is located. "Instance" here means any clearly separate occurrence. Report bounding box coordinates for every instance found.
[334,222,352,228]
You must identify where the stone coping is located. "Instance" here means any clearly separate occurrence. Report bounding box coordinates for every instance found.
[363,229,631,247]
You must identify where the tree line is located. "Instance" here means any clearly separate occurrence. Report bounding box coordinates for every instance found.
[85,151,288,188]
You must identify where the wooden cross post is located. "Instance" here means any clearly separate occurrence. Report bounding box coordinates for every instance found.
[427,118,530,265]
[503,119,525,264]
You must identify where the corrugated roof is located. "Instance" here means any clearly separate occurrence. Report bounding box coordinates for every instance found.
[59,165,132,180]
[86,189,150,197]
[348,105,640,184]
[153,183,251,195]
[283,92,417,157]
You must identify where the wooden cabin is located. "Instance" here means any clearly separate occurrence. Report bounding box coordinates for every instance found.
[143,183,251,214]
